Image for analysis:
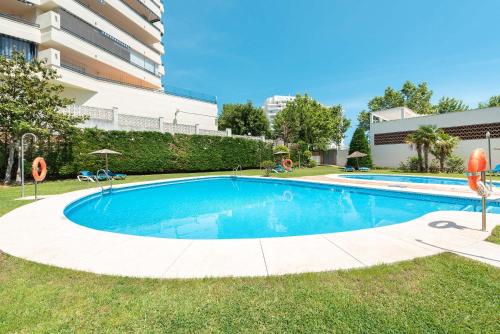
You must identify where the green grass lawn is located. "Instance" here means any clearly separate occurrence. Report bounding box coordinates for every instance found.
[1,167,499,332]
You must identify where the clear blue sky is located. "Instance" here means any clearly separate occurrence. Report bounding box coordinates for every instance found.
[162,0,500,140]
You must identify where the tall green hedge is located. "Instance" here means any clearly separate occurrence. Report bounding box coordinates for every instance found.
[34,129,273,177]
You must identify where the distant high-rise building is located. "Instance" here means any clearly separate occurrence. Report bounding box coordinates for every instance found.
[262,95,295,124]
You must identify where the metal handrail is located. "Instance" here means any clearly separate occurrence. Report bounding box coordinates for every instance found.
[233,165,242,175]
[96,169,113,195]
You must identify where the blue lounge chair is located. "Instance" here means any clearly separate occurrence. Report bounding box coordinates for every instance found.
[359,167,370,172]
[77,171,96,182]
[491,164,500,176]
[344,166,355,172]
[272,164,288,173]
[106,170,127,180]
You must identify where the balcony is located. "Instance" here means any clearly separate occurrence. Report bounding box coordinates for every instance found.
[0,1,40,43]
[70,0,163,57]
[121,0,161,24]
[59,58,218,105]
[74,0,162,42]
[60,56,160,90]
[58,8,161,77]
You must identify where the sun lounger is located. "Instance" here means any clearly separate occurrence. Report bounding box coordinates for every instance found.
[77,171,96,182]
[106,170,127,180]
[491,164,500,176]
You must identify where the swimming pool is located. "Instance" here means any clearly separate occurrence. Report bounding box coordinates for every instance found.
[64,177,500,240]
[339,174,500,187]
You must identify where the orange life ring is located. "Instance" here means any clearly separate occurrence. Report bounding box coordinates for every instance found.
[32,157,47,182]
[282,158,293,170]
[467,149,487,191]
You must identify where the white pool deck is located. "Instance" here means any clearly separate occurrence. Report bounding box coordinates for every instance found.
[0,175,499,279]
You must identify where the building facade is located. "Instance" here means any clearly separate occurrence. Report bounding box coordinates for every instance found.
[262,95,295,125]
[370,106,500,168]
[0,0,218,131]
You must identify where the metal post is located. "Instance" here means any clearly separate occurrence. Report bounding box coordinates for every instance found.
[34,180,38,201]
[21,133,37,198]
[481,171,487,231]
[486,131,492,190]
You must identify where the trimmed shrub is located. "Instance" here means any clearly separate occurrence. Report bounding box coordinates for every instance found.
[9,128,273,178]
[429,158,440,173]
[400,156,421,172]
[260,160,275,177]
[307,160,317,168]
[446,155,465,173]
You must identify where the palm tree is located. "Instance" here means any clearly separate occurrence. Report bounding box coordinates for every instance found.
[406,125,440,172]
[418,125,440,172]
[432,131,459,172]
[405,132,424,172]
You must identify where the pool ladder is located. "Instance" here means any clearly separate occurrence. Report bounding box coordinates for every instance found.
[96,169,113,195]
[233,164,242,176]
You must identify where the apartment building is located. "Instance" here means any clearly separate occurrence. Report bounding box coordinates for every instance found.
[0,0,218,131]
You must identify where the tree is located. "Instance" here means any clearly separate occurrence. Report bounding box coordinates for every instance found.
[0,52,84,184]
[431,131,459,172]
[405,131,425,172]
[273,94,350,150]
[478,95,500,108]
[367,87,404,112]
[357,110,371,133]
[347,127,372,168]
[435,97,469,114]
[217,102,270,136]
[408,125,439,172]
[401,81,434,114]
[368,81,434,114]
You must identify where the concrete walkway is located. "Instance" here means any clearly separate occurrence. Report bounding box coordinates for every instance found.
[0,176,498,278]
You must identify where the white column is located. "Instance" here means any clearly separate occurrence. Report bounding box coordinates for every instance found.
[159,117,164,132]
[37,48,60,67]
[112,107,119,130]
[226,128,232,137]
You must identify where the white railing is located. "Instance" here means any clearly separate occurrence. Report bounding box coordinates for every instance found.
[118,114,160,131]
[163,123,196,135]
[63,105,269,142]
[198,129,227,137]
[62,105,114,121]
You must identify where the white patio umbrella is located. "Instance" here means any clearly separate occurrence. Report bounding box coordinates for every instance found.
[346,151,367,169]
[89,149,122,170]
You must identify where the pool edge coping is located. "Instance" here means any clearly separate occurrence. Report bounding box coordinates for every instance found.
[0,175,499,278]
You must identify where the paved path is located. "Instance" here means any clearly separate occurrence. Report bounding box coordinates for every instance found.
[0,176,498,278]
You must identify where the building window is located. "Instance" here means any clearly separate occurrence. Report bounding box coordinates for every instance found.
[0,34,37,61]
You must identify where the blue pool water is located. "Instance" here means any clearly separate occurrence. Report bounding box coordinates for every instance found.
[64,177,500,239]
[340,174,500,186]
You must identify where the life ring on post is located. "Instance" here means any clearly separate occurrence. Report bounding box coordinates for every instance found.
[32,157,47,182]
[467,149,487,192]
[282,158,293,171]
